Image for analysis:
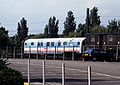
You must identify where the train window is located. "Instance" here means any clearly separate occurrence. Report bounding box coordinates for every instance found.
[63,42,67,45]
[31,42,34,45]
[46,42,50,47]
[25,43,27,46]
[58,42,61,46]
[38,42,40,47]
[77,42,80,45]
[51,42,54,47]
[41,42,43,47]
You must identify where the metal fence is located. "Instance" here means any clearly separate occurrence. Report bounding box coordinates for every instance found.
[26,59,92,85]
[1,45,120,61]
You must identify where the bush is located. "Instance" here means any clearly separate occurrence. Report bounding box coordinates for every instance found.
[0,59,24,85]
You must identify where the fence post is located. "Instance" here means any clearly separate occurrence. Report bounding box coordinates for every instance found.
[29,46,31,59]
[13,46,16,58]
[116,45,119,61]
[54,46,56,60]
[62,63,65,85]
[63,46,65,60]
[36,45,39,59]
[45,46,47,60]
[28,59,30,85]
[6,46,8,59]
[88,66,91,85]
[43,60,45,85]
[21,45,23,59]
[72,46,74,61]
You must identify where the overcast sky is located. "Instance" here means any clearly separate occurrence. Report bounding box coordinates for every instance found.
[0,0,120,36]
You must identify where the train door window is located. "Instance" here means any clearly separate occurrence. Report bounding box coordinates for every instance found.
[63,42,67,45]
[51,42,54,47]
[38,42,40,47]
[46,42,50,47]
[58,42,61,47]
[31,42,34,45]
[69,40,73,46]
[41,42,43,47]
[77,42,80,45]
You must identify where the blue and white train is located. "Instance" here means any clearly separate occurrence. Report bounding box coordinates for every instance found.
[24,37,85,55]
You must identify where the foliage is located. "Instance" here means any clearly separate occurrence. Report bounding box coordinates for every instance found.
[44,16,59,38]
[44,24,49,38]
[0,59,8,70]
[89,7,101,28]
[63,11,76,37]
[0,67,24,85]
[90,26,107,33]
[16,18,28,47]
[0,27,9,54]
[0,59,24,85]
[107,19,120,33]
[76,23,86,37]
[30,34,45,39]
[66,32,77,38]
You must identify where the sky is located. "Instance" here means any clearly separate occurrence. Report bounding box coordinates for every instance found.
[0,0,120,36]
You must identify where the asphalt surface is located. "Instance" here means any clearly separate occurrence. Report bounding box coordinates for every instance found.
[8,59,120,85]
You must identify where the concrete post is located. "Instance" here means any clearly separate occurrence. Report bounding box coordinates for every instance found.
[36,45,39,59]
[13,46,16,58]
[72,46,74,61]
[62,63,65,85]
[88,66,91,85]
[116,45,119,61]
[28,59,30,85]
[63,46,65,60]
[54,46,56,60]
[43,60,45,85]
[29,46,31,59]
[21,46,23,59]
[6,46,8,59]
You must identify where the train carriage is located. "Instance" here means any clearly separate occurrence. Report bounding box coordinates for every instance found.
[24,37,85,56]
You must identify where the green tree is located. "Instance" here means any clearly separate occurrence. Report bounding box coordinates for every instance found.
[44,24,49,38]
[47,16,59,38]
[89,7,101,28]
[67,32,77,37]
[63,11,76,37]
[107,19,120,33]
[16,18,28,47]
[30,34,45,39]
[0,27,9,54]
[76,23,86,37]
[90,26,107,33]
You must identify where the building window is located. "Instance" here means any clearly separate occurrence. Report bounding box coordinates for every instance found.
[109,36,113,41]
[51,42,54,47]
[91,37,95,42]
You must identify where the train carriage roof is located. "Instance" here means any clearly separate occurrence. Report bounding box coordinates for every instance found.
[24,37,86,44]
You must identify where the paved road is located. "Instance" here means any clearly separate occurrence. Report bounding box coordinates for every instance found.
[8,59,120,85]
